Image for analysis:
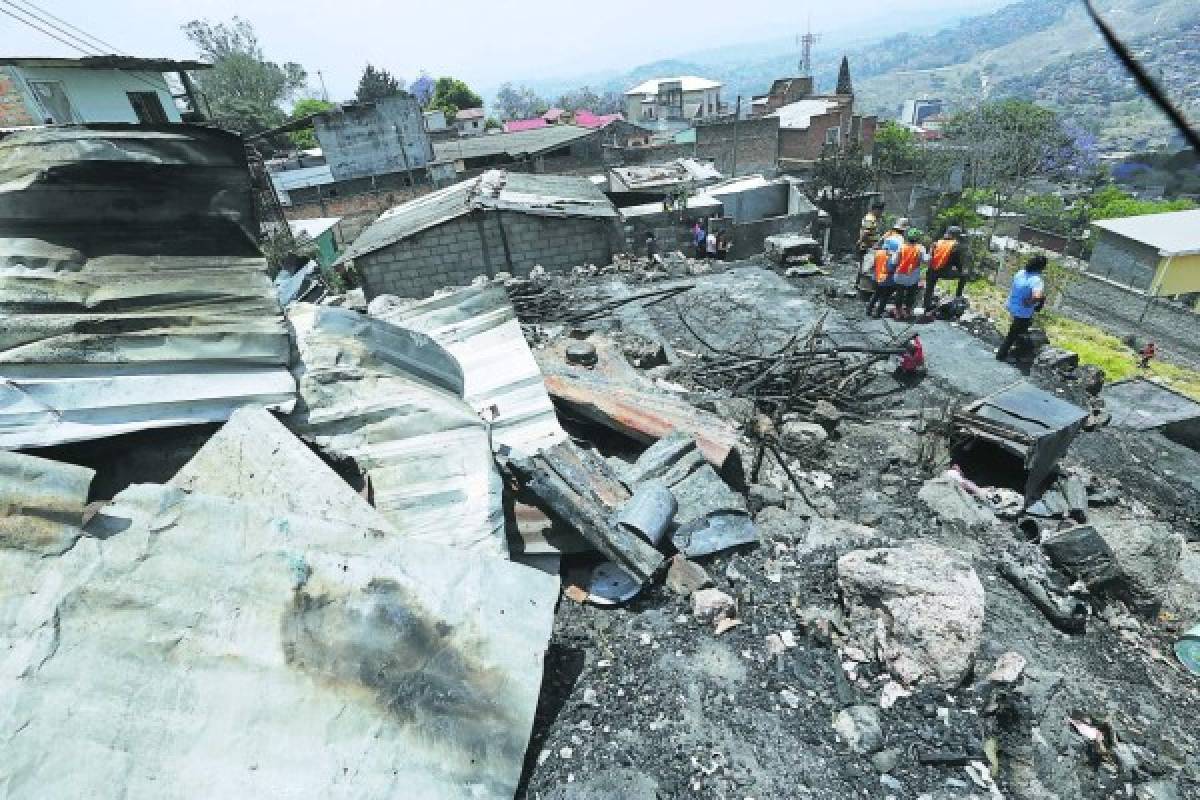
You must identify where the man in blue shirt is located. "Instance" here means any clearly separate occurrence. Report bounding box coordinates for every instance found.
[996,255,1048,361]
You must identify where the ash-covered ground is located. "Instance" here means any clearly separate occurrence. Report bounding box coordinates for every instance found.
[516,256,1200,800]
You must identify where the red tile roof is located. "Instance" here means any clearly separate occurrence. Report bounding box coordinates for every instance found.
[503,117,549,133]
[573,110,624,129]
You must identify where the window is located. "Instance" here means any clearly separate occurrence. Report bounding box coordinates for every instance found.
[127,91,169,124]
[825,126,841,146]
[28,81,77,123]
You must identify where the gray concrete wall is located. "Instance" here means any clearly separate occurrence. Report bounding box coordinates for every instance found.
[1088,229,1161,291]
[355,211,616,299]
[708,182,789,223]
[316,94,434,182]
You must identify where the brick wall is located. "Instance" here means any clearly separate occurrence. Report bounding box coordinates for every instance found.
[355,211,617,300]
[283,184,433,220]
[0,67,34,127]
[695,116,780,177]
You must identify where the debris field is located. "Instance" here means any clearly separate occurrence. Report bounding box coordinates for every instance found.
[1,124,1198,800]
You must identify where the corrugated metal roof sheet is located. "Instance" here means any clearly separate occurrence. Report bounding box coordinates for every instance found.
[433,124,597,162]
[610,158,722,191]
[0,125,296,449]
[285,304,506,555]
[1092,209,1200,256]
[337,169,617,264]
[270,164,334,192]
[376,285,568,456]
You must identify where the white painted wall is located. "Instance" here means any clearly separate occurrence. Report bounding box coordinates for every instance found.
[15,67,180,123]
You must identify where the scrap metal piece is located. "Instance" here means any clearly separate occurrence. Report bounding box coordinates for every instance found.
[286,304,506,555]
[588,562,642,606]
[0,481,558,800]
[499,441,663,584]
[376,284,568,456]
[0,125,296,449]
[615,481,677,546]
[953,383,1088,504]
[542,372,743,482]
[0,449,94,555]
[674,511,759,558]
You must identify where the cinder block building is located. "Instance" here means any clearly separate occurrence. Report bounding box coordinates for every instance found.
[336,170,621,299]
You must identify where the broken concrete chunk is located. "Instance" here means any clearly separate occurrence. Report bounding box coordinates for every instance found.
[987,652,1028,684]
[780,420,829,450]
[838,542,985,688]
[665,555,712,597]
[1093,519,1183,612]
[834,705,884,754]
[1,482,558,800]
[0,450,95,556]
[692,588,736,625]
[918,476,997,531]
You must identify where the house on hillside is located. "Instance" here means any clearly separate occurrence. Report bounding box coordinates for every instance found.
[1090,209,1200,296]
[624,76,723,127]
[0,56,209,126]
[455,107,486,136]
[335,170,621,299]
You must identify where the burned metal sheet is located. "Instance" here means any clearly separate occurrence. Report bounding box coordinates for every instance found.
[377,284,568,455]
[286,304,506,555]
[0,481,558,800]
[169,406,394,537]
[955,382,1088,503]
[0,449,94,555]
[0,125,296,449]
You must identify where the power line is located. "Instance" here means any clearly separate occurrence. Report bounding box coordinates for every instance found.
[8,0,126,54]
[0,2,98,54]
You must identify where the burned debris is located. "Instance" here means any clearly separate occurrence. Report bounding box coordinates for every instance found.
[2,121,1199,800]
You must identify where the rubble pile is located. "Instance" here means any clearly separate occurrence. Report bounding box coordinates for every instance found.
[1,125,1199,800]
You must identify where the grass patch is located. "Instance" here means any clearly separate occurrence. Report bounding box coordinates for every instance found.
[963,278,1200,400]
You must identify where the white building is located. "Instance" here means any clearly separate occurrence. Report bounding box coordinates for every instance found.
[0,56,208,126]
[624,76,723,126]
[454,107,486,136]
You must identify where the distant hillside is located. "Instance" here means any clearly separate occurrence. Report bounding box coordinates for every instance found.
[853,0,1200,149]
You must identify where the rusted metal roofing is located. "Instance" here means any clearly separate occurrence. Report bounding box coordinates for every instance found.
[336,169,617,265]
[432,124,597,163]
[0,125,296,449]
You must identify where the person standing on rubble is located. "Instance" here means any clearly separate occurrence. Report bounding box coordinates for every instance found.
[706,228,719,259]
[996,254,1048,361]
[857,200,886,260]
[922,226,967,318]
[645,231,661,265]
[692,221,707,258]
[866,218,909,318]
[892,228,929,321]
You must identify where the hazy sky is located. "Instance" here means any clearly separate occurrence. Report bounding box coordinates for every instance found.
[0,0,1006,100]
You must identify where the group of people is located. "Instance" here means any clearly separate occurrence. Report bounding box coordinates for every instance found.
[860,204,968,322]
[692,222,732,260]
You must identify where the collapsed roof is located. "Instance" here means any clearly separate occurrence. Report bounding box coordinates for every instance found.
[432,124,598,163]
[608,158,722,192]
[336,169,618,265]
[0,125,296,449]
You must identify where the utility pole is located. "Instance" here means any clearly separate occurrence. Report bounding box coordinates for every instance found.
[731,95,741,178]
[317,70,330,102]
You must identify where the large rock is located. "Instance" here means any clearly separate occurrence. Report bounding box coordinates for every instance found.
[1094,519,1183,612]
[838,542,985,688]
[918,476,997,530]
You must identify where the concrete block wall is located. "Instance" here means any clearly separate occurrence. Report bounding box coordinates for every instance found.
[315,94,434,182]
[0,67,34,126]
[355,212,615,299]
[696,116,780,178]
[1088,230,1160,291]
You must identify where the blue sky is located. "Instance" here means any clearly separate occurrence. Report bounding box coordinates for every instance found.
[0,0,1005,100]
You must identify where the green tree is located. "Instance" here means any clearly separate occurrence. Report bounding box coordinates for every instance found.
[806,143,874,234]
[355,64,404,103]
[287,97,333,149]
[494,83,546,120]
[428,77,482,120]
[485,117,501,131]
[873,120,922,176]
[1085,185,1197,221]
[182,17,306,134]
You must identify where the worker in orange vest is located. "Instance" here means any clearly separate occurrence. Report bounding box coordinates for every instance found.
[922,226,967,317]
[892,228,929,322]
[866,218,909,318]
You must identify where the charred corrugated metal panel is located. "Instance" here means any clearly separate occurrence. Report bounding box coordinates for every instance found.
[0,449,93,555]
[0,125,296,449]
[285,304,506,555]
[377,285,568,455]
